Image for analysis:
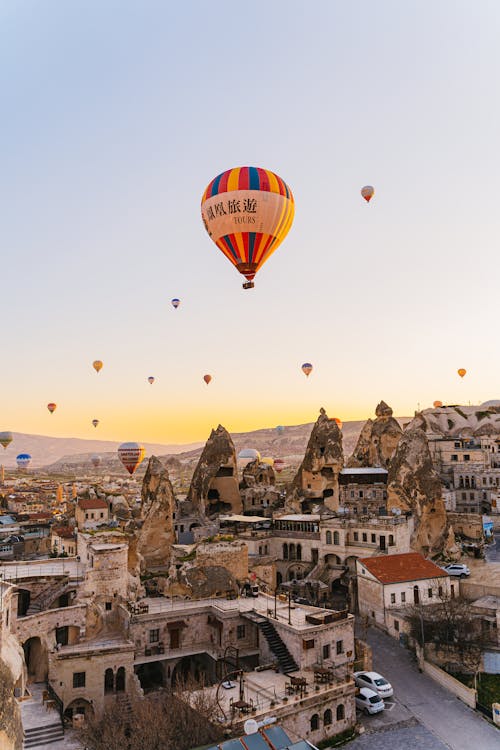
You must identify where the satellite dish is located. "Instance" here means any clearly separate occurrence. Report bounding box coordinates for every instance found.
[391,508,401,516]
[244,719,259,735]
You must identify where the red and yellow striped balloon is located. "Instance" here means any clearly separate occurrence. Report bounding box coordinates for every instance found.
[201,166,295,289]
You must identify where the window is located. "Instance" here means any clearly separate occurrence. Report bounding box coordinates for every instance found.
[371,534,376,543]
[297,544,302,561]
[116,666,126,693]
[359,490,364,498]
[91,512,95,519]
[394,620,399,632]
[283,543,288,560]
[438,586,443,598]
[336,640,343,655]
[310,714,319,731]
[73,672,86,688]
[100,512,104,518]
[390,593,396,604]
[303,639,315,650]
[350,490,355,498]
[464,455,470,462]
[389,535,394,546]
[326,531,332,545]
[149,629,159,643]
[336,704,345,720]
[451,455,458,462]
[237,625,246,640]
[353,532,359,541]
[362,533,367,542]
[401,592,406,604]
[105,602,112,611]
[451,584,455,598]
[104,668,114,694]
[85,513,89,520]
[428,588,433,598]
[333,531,340,545]
[289,543,296,560]
[323,644,330,659]
[324,709,332,725]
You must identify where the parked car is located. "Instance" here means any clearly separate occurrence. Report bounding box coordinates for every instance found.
[354,671,393,698]
[443,563,470,578]
[355,687,385,715]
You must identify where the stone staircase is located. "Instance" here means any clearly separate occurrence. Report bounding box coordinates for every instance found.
[255,618,298,674]
[23,722,64,748]
[21,684,64,750]
[26,577,72,615]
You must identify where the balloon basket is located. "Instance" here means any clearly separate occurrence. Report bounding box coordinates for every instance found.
[242,281,255,290]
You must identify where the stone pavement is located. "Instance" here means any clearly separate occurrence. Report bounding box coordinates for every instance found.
[349,722,450,750]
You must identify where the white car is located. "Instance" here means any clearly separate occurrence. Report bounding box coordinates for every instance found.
[355,687,385,715]
[354,671,394,698]
[443,563,470,578]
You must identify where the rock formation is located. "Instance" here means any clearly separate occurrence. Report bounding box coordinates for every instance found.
[0,659,23,750]
[386,425,447,555]
[413,403,500,438]
[348,401,403,468]
[241,459,275,488]
[186,425,241,516]
[137,456,176,569]
[290,408,343,511]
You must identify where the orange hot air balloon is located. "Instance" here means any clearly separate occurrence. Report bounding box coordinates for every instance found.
[433,400,443,408]
[457,369,466,378]
[93,360,103,373]
[47,403,57,414]
[361,185,375,202]
[302,363,313,377]
[201,166,295,289]
[203,374,212,385]
[118,442,145,475]
[332,417,343,429]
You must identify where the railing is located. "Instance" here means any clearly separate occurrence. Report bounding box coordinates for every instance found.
[47,682,64,726]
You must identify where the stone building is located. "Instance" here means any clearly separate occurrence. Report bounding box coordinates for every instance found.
[338,468,388,514]
[75,498,109,530]
[51,526,77,557]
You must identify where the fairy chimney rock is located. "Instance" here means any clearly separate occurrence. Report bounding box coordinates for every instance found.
[348,401,403,468]
[187,425,241,516]
[137,456,176,570]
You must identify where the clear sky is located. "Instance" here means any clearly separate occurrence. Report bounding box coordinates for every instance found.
[1,1,499,444]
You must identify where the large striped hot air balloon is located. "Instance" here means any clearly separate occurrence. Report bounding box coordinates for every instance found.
[0,431,13,450]
[16,453,32,469]
[118,442,145,475]
[201,166,295,289]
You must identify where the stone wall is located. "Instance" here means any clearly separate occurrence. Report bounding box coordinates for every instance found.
[422,659,477,708]
[196,541,248,582]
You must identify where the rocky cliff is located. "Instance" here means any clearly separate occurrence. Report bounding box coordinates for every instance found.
[348,401,403,468]
[411,402,500,437]
[186,425,241,516]
[137,456,176,569]
[386,426,447,555]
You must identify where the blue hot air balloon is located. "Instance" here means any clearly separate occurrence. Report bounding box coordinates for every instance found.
[275,425,285,436]
[16,453,32,469]
[171,298,180,309]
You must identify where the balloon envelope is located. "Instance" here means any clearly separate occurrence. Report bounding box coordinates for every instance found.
[302,363,313,377]
[92,419,99,428]
[275,425,285,436]
[16,453,31,469]
[47,403,57,414]
[118,442,145,475]
[260,457,274,467]
[238,448,261,462]
[361,185,375,202]
[203,374,212,385]
[332,417,343,429]
[433,400,443,408]
[91,454,101,468]
[0,431,13,450]
[201,166,295,288]
[274,458,285,473]
[457,368,466,378]
[93,360,103,373]
[171,298,180,309]
[148,376,155,385]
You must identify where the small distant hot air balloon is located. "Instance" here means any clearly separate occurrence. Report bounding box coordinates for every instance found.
[171,298,180,309]
[118,442,145,475]
[274,458,285,473]
[203,374,212,385]
[92,419,99,428]
[47,403,57,414]
[433,400,443,408]
[93,360,103,373]
[0,431,13,450]
[302,363,313,377]
[91,454,101,469]
[238,448,261,463]
[361,185,375,203]
[457,368,466,378]
[275,425,285,436]
[332,417,343,430]
[16,453,32,469]
[147,376,155,385]
[201,166,295,289]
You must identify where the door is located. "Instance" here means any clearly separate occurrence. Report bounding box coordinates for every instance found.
[379,536,386,551]
[413,586,420,605]
[312,549,319,565]
[170,628,180,649]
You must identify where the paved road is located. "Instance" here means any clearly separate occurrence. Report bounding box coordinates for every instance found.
[349,722,450,750]
[485,533,500,563]
[363,626,499,750]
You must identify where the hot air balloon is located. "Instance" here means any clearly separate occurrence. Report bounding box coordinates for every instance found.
[275,425,285,436]
[171,298,180,309]
[433,400,443,408]
[238,448,261,463]
[147,376,155,385]
[361,185,375,203]
[260,457,274,467]
[91,454,101,469]
[201,166,295,289]
[93,360,103,373]
[0,432,13,450]
[47,403,57,414]
[92,419,99,428]
[16,453,32,469]
[118,442,145,475]
[274,458,285,473]
[332,417,343,429]
[203,374,212,385]
[457,368,466,378]
[302,363,313,377]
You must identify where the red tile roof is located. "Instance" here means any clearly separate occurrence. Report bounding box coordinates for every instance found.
[358,552,448,584]
[77,498,108,510]
[52,526,76,539]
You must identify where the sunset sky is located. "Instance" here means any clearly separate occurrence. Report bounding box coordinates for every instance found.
[1,1,499,445]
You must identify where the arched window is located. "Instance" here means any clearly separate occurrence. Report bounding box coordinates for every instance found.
[336,704,345,720]
[471,476,476,488]
[289,543,296,560]
[297,544,302,561]
[116,667,125,692]
[283,543,288,560]
[323,709,332,725]
[104,668,114,694]
[310,714,319,731]
[326,531,332,545]
[276,571,283,586]
[459,476,464,488]
[333,531,340,545]
[465,476,470,488]
[388,534,394,546]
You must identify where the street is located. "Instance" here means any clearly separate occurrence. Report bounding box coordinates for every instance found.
[351,626,499,750]
[485,533,500,563]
